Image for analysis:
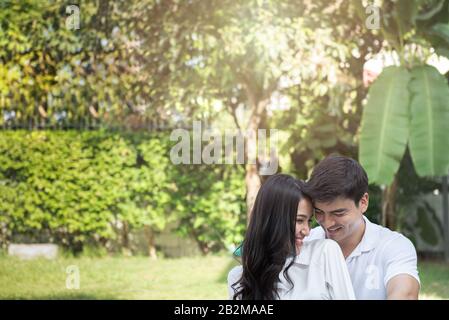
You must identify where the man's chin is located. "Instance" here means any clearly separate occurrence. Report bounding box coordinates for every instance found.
[326,233,342,242]
[325,227,345,241]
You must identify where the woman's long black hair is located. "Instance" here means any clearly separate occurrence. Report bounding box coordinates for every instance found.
[231,174,309,300]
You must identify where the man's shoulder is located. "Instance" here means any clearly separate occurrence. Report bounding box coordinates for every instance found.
[369,219,415,249]
[364,218,417,261]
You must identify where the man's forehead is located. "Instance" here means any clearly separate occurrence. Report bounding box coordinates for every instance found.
[313,197,354,209]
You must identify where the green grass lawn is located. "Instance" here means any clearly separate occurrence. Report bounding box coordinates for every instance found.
[418,260,449,300]
[0,255,447,299]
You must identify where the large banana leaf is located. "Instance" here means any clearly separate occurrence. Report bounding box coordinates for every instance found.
[359,66,411,185]
[409,65,449,176]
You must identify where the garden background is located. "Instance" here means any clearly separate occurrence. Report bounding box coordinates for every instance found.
[1,0,449,299]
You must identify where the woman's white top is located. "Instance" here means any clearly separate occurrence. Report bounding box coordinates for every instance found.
[227,239,355,300]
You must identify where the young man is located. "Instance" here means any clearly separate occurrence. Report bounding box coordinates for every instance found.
[304,155,420,300]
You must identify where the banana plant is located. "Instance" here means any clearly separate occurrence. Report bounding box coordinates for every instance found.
[359,65,449,185]
[357,0,449,228]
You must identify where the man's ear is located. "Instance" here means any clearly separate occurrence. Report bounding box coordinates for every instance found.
[359,193,369,214]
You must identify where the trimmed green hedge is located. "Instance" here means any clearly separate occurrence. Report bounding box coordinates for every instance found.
[0,130,246,254]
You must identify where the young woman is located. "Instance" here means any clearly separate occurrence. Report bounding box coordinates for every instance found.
[228,174,355,300]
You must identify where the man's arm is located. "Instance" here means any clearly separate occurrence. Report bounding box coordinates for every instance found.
[386,274,420,300]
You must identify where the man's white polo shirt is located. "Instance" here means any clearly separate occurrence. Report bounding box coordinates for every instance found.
[305,215,420,299]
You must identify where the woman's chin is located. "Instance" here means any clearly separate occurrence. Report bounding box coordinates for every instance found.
[295,240,303,255]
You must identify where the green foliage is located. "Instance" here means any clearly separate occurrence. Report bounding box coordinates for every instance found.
[359,64,449,185]
[4,0,449,250]
[358,1,449,185]
[0,0,142,126]
[173,163,246,254]
[0,130,171,251]
[359,66,411,185]
[268,1,374,177]
[416,0,449,59]
[416,202,440,245]
[0,130,245,254]
[409,65,449,176]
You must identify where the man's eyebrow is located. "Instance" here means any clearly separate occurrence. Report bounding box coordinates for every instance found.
[313,207,347,214]
[330,208,347,214]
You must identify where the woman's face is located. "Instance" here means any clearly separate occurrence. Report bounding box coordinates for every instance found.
[295,197,313,255]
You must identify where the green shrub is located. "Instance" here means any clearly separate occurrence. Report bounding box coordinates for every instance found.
[0,130,246,255]
[0,130,174,253]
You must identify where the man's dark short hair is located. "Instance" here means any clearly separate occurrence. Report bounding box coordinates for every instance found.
[304,154,368,205]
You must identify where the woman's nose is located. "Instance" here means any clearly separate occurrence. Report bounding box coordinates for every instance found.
[301,225,310,237]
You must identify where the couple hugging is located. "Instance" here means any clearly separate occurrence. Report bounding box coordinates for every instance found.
[228,155,420,300]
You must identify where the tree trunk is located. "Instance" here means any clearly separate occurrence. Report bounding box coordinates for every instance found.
[121,221,132,256]
[245,111,262,222]
[245,163,261,222]
[144,225,158,260]
[238,79,273,223]
[196,238,210,255]
[0,222,7,251]
[382,175,398,229]
[198,243,210,255]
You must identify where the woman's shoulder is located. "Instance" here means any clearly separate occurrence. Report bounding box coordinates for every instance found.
[304,238,339,251]
[301,239,342,264]
[227,265,243,300]
[227,265,242,284]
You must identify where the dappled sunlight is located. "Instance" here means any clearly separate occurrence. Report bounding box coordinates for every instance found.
[1,0,449,302]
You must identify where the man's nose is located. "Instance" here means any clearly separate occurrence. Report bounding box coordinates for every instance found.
[319,213,334,229]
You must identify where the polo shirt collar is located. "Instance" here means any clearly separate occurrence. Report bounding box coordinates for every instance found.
[347,215,379,259]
